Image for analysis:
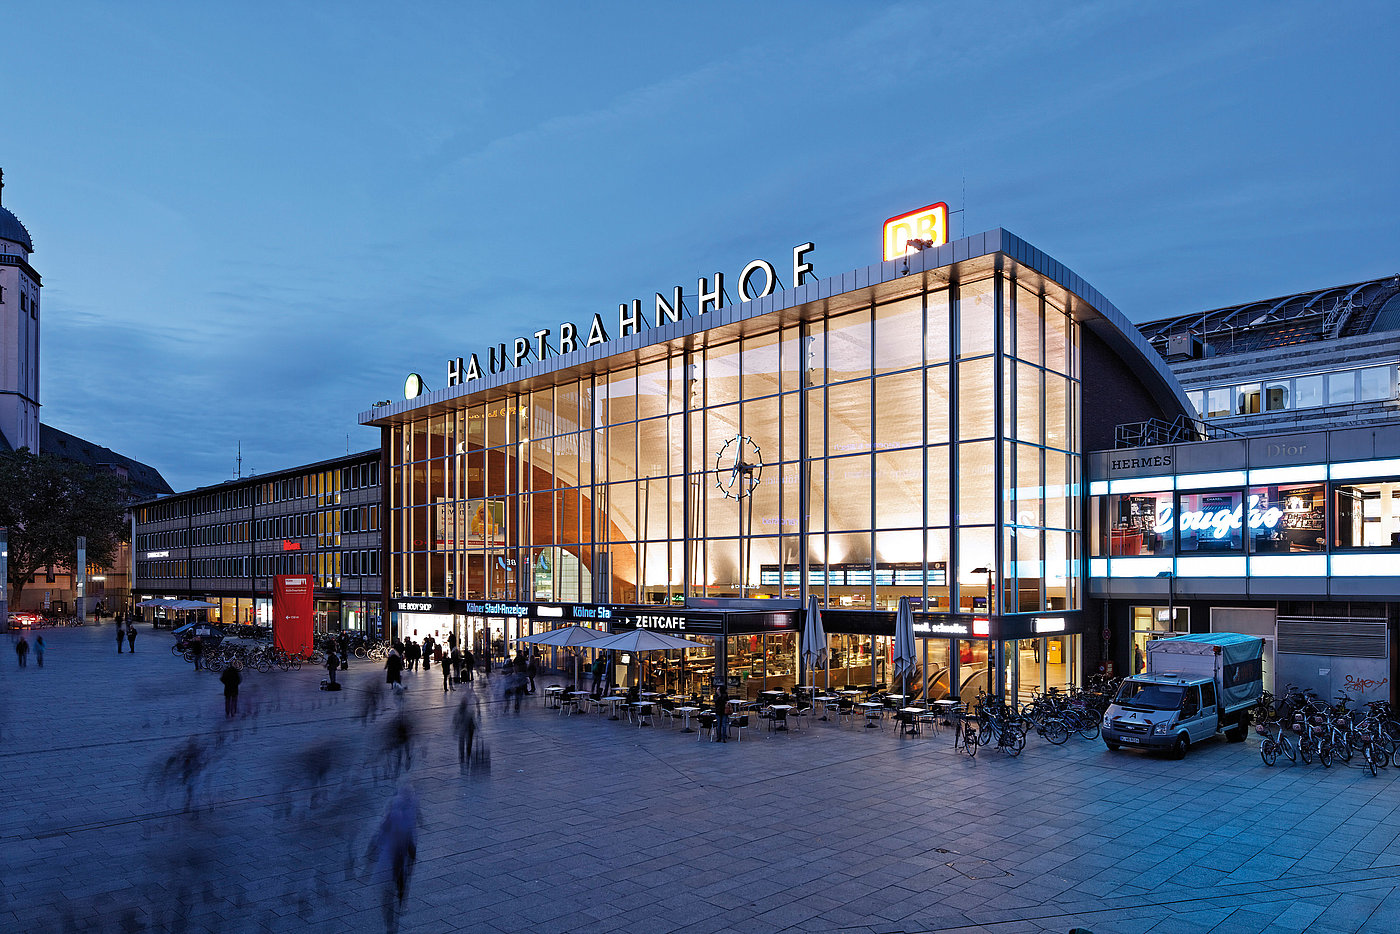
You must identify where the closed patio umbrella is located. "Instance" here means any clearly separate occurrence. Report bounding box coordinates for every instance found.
[801,595,829,686]
[892,595,917,700]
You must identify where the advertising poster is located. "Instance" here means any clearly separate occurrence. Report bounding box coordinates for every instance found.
[434,498,506,548]
[273,575,315,657]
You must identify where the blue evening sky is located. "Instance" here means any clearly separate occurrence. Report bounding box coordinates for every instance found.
[4,1,1397,491]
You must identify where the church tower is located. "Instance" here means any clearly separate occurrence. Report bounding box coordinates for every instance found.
[0,168,41,453]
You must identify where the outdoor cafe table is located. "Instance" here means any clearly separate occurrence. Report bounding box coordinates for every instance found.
[598,696,627,720]
[544,686,564,708]
[676,705,701,733]
[933,699,958,724]
[758,690,785,703]
[630,701,655,727]
[567,691,591,714]
[769,704,794,731]
[814,695,838,721]
[898,706,924,735]
[858,701,884,728]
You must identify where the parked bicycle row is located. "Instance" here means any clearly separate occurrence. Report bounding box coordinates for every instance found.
[1256,684,1399,776]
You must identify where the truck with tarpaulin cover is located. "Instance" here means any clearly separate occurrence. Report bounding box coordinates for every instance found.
[1101,633,1264,759]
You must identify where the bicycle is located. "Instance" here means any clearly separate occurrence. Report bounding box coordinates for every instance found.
[1258,719,1297,766]
[954,707,978,758]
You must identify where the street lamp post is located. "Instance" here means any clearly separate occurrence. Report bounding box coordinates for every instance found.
[971,566,996,695]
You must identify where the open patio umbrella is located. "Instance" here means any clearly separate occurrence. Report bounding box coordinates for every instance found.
[892,595,917,700]
[800,595,829,685]
[588,628,708,653]
[589,628,709,694]
[136,598,180,608]
[514,625,606,683]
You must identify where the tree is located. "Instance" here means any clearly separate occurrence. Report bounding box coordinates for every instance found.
[0,448,130,608]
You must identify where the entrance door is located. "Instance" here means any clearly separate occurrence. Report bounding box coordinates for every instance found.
[1211,607,1277,695]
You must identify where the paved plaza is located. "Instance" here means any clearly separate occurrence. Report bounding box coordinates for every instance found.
[2,624,1399,934]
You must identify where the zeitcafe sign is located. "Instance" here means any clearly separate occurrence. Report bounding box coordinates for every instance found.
[446,242,817,387]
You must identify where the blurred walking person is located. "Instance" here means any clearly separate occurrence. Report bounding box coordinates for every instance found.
[453,686,481,766]
[15,635,29,668]
[385,646,404,695]
[35,635,45,668]
[367,783,420,934]
[220,663,242,717]
[116,619,126,653]
[126,623,137,653]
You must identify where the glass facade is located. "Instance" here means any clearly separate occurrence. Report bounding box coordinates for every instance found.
[378,259,1105,704]
[388,273,1082,621]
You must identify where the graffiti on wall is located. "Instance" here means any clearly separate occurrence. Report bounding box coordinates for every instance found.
[1342,674,1389,694]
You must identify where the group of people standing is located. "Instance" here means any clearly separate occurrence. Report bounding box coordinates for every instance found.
[114,616,138,653]
[382,632,495,694]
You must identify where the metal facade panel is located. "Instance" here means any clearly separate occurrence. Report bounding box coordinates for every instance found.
[1174,439,1249,473]
[1178,578,1248,597]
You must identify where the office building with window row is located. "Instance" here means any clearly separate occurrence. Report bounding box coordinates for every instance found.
[132,450,384,634]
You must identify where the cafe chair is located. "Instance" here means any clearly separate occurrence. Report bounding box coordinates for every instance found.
[790,704,810,732]
[634,704,654,728]
[559,694,579,716]
[836,699,856,727]
[728,714,750,742]
[916,706,941,735]
[697,711,718,742]
[767,708,789,733]
[863,706,884,730]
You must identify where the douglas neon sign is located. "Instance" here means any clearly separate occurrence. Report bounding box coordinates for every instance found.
[1154,495,1285,539]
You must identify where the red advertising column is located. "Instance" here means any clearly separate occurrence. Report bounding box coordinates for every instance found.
[274,575,315,657]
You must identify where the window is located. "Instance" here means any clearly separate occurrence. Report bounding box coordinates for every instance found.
[1247,484,1323,553]
[1294,374,1323,408]
[1264,381,1289,411]
[1359,365,1392,402]
[1333,481,1400,548]
[1235,384,1260,415]
[1106,491,1174,556]
[1177,491,1243,552]
[1328,371,1355,404]
[1205,388,1232,418]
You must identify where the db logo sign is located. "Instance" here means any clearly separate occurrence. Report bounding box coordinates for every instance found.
[883,202,949,261]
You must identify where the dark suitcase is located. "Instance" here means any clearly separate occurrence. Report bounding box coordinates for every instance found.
[320,680,343,692]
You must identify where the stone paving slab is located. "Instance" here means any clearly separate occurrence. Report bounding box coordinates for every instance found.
[2,624,1399,933]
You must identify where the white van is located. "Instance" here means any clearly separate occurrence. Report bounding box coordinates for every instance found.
[1102,633,1264,759]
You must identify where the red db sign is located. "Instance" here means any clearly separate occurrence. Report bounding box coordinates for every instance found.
[883,202,949,261]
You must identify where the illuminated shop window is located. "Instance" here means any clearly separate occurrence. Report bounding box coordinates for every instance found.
[1334,481,1400,548]
[1176,491,1244,552]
